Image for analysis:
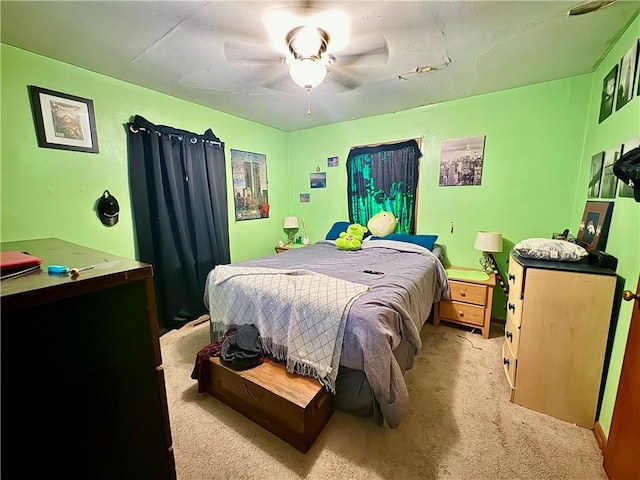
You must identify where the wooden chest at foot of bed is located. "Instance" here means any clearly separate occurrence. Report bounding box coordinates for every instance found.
[206,357,334,453]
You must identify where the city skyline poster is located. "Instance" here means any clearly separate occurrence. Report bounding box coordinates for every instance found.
[439,135,486,186]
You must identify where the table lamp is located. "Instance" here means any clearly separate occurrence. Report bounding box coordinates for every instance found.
[283,216,299,244]
[474,231,503,273]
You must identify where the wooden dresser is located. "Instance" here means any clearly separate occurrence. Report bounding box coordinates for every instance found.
[1,238,176,479]
[502,252,617,428]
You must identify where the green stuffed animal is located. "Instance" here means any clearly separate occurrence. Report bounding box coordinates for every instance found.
[336,223,368,250]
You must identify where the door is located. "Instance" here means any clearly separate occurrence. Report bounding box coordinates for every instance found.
[603,277,640,479]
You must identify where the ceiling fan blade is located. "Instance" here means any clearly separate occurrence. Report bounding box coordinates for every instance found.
[224,41,283,64]
[261,68,293,91]
[332,34,389,67]
[327,66,362,90]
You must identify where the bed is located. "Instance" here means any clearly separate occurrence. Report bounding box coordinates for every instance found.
[203,236,449,428]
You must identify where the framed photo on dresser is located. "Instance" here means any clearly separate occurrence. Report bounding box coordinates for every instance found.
[576,201,614,252]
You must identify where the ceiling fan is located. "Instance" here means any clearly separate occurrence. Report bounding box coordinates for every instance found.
[222,4,390,99]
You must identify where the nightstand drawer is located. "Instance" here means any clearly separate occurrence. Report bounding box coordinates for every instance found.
[504,314,521,358]
[449,280,487,305]
[438,300,485,327]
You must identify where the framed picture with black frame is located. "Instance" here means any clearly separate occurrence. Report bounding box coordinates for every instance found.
[28,85,99,153]
[576,201,614,252]
[598,65,618,123]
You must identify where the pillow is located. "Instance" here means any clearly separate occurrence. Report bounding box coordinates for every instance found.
[325,221,351,241]
[369,233,438,251]
[513,238,587,261]
[367,211,397,237]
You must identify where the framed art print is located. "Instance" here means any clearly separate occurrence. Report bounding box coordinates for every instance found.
[28,85,99,153]
[615,40,638,111]
[600,146,620,199]
[598,65,618,123]
[231,149,269,221]
[587,152,604,198]
[576,201,614,252]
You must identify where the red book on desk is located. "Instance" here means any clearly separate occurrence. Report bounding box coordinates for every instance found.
[1,251,42,278]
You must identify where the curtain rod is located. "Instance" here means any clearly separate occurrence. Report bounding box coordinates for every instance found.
[129,124,222,146]
[351,137,422,150]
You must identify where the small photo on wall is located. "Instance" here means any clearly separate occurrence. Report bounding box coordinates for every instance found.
[327,156,339,167]
[587,152,604,199]
[615,40,638,111]
[300,193,310,202]
[618,135,640,198]
[599,65,618,123]
[600,146,620,199]
[310,172,326,188]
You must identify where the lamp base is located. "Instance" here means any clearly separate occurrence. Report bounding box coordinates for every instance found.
[479,252,509,296]
[478,252,493,274]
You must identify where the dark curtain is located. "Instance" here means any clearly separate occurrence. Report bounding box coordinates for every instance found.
[346,139,421,234]
[127,115,230,332]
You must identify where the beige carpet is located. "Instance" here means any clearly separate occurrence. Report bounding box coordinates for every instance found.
[160,320,607,480]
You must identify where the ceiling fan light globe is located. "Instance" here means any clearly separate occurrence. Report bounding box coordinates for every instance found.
[289,59,327,89]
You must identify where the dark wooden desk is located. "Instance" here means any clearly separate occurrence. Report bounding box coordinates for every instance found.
[1,238,176,479]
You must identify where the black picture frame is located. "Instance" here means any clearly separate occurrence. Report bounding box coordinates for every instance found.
[637,38,640,97]
[576,201,614,252]
[28,85,99,153]
[598,65,618,123]
[587,151,604,198]
[615,40,638,112]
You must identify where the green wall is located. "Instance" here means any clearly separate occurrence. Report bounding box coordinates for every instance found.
[578,15,640,437]
[1,43,289,263]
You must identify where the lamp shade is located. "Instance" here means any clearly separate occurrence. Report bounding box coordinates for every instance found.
[283,216,299,229]
[289,59,327,89]
[474,231,503,253]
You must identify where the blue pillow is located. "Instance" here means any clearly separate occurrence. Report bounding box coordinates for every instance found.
[325,221,351,241]
[370,233,438,251]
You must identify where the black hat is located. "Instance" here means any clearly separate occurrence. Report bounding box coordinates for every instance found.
[614,147,640,202]
[98,190,119,226]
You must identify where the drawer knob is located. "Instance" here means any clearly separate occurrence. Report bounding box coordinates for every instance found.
[503,358,510,366]
[508,273,516,282]
[457,310,464,317]
[508,303,516,313]
[506,331,513,341]
[460,291,466,297]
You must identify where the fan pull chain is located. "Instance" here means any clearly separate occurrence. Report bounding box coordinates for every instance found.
[306,88,312,115]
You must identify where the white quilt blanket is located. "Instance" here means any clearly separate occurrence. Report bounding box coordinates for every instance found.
[206,265,369,392]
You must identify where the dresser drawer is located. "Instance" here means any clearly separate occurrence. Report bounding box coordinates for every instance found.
[502,341,517,389]
[438,300,485,327]
[507,254,525,300]
[504,314,522,358]
[506,295,524,328]
[449,280,487,306]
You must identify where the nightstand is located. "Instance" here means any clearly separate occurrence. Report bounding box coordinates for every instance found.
[434,266,496,339]
[274,243,307,254]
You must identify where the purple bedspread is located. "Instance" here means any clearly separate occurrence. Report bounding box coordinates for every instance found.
[204,240,449,427]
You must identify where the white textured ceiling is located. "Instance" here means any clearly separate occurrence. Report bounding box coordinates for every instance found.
[2,1,639,132]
